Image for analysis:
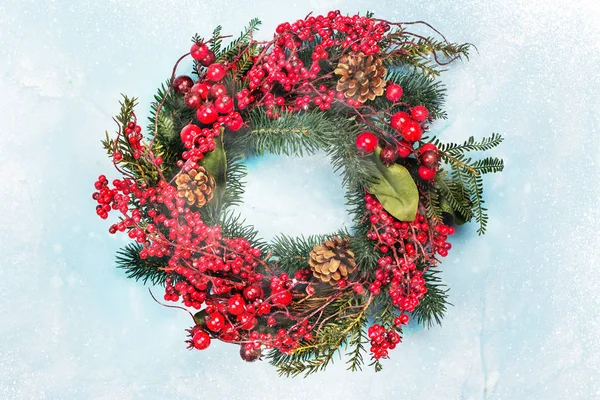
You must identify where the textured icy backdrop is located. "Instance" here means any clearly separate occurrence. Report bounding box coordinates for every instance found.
[1,0,599,399]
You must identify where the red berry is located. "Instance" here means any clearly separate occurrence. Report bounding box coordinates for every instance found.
[215,95,234,114]
[190,43,210,61]
[200,51,216,67]
[206,312,225,332]
[196,103,218,125]
[227,295,245,315]
[243,285,263,301]
[226,113,244,131]
[401,120,423,142]
[353,284,365,294]
[419,143,438,154]
[379,145,397,166]
[385,83,403,102]
[180,123,202,142]
[390,112,411,131]
[184,91,202,109]
[356,131,378,154]
[210,84,227,99]
[240,343,262,362]
[271,291,292,307]
[191,82,212,99]
[418,165,436,180]
[397,141,412,158]
[173,75,193,94]
[411,105,429,122]
[192,330,211,350]
[206,64,227,82]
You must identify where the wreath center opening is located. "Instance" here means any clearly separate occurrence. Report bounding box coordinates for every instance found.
[234,150,352,241]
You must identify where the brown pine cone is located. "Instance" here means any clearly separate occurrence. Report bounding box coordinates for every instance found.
[175,166,215,207]
[308,237,356,286]
[334,52,387,103]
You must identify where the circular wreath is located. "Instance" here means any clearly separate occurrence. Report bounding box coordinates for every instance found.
[92,10,504,375]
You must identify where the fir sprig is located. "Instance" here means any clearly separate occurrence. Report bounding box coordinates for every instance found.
[412,268,451,328]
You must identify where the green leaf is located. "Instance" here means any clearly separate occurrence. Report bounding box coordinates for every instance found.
[199,130,227,219]
[367,147,419,221]
[439,197,468,225]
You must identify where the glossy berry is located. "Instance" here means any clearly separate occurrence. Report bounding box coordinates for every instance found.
[215,95,234,114]
[411,105,429,122]
[227,295,245,315]
[199,51,216,67]
[210,84,227,99]
[190,43,210,61]
[243,285,263,301]
[180,123,202,142]
[173,75,194,94]
[420,150,439,168]
[206,64,227,82]
[385,83,403,102]
[191,82,212,99]
[390,112,411,131]
[380,145,398,166]
[192,330,211,350]
[397,141,412,158]
[401,120,423,142]
[356,131,378,154]
[418,165,437,180]
[240,343,262,362]
[226,112,244,131]
[196,103,218,125]
[184,91,202,109]
[206,312,225,332]
[271,290,292,307]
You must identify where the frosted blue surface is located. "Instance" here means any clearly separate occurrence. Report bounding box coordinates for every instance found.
[1,0,599,399]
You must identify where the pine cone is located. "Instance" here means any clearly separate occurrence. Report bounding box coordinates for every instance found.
[175,166,215,207]
[308,237,356,285]
[334,52,387,103]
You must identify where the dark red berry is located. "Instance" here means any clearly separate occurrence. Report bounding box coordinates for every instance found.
[173,75,193,94]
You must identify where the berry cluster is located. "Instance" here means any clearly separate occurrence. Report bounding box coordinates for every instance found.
[367,324,401,359]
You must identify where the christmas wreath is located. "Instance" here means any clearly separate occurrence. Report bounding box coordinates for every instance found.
[92,11,504,375]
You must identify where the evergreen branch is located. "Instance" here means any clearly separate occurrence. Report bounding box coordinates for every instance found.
[246,109,331,156]
[270,234,332,275]
[378,69,448,119]
[471,157,505,174]
[435,171,473,219]
[115,242,169,285]
[467,173,488,235]
[435,133,504,154]
[412,268,451,328]
[217,18,262,62]
[218,210,270,255]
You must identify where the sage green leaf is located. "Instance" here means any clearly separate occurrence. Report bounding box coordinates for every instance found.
[439,197,468,225]
[367,147,419,221]
[199,131,227,218]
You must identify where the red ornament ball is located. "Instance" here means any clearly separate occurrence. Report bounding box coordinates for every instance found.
[411,105,429,122]
[401,120,423,142]
[356,131,378,154]
[190,43,210,61]
[390,112,411,131]
[418,165,437,180]
[173,75,193,94]
[196,103,219,125]
[385,83,403,102]
[192,330,211,350]
[206,63,227,82]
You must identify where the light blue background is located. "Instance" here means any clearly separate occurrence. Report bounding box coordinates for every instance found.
[1,0,599,399]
